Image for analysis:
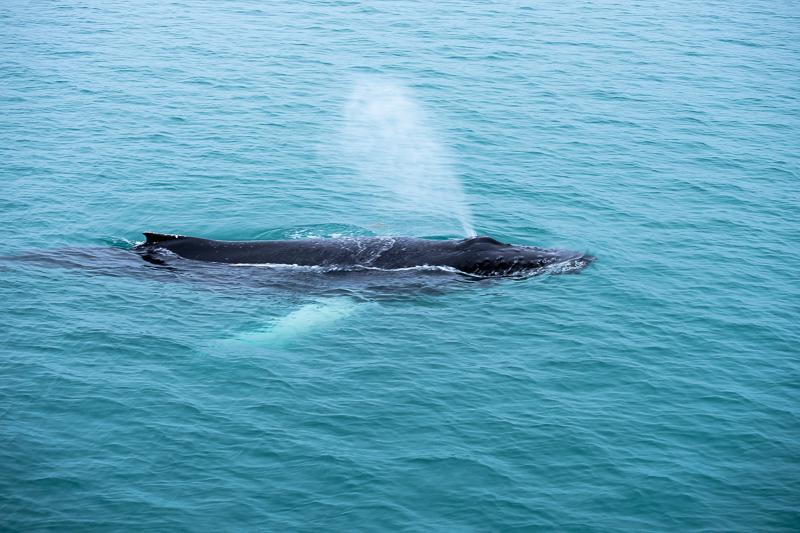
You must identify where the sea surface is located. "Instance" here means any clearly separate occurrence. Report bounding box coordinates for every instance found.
[1,0,799,530]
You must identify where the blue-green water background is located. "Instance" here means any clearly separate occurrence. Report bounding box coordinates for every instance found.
[2,1,799,530]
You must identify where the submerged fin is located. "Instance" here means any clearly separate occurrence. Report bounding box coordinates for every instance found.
[229,298,364,346]
[143,232,186,244]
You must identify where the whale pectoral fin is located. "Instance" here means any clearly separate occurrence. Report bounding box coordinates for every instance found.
[143,232,187,244]
[224,297,366,346]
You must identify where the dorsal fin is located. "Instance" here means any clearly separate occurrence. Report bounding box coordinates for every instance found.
[143,232,186,244]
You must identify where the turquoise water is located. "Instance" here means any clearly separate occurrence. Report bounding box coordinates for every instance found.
[2,0,799,530]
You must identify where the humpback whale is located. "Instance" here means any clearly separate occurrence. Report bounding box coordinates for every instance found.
[135,233,593,277]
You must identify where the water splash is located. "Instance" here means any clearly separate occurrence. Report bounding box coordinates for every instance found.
[343,78,476,237]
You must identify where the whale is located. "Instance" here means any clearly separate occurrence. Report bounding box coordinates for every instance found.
[135,232,593,277]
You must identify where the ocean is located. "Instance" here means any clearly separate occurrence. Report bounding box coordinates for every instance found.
[1,0,798,530]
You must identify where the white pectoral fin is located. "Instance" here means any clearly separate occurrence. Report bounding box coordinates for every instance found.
[234,297,363,345]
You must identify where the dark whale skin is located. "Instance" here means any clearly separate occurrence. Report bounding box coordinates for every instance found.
[135,233,593,277]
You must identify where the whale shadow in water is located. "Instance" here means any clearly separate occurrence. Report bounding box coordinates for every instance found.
[5,233,594,346]
[3,245,473,302]
[6,232,594,300]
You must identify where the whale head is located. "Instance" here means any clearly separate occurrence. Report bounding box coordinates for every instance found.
[453,236,593,277]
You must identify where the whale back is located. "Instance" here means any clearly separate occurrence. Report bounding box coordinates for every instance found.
[135,233,592,275]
